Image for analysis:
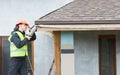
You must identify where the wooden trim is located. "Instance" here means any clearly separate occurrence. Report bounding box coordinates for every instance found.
[114,38,116,75]
[31,42,34,75]
[37,24,120,31]
[0,37,2,75]
[98,35,116,75]
[0,36,8,75]
[99,35,115,38]
[54,31,61,75]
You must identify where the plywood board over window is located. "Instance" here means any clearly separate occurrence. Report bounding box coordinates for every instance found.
[99,35,116,75]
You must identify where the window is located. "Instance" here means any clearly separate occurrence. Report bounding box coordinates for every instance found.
[61,32,74,75]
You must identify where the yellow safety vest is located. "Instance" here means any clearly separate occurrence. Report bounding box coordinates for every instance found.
[8,31,28,57]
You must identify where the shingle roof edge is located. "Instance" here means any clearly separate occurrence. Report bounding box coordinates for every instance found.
[35,20,120,25]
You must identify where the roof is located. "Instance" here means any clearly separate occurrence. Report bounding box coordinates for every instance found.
[35,0,120,31]
[35,0,120,25]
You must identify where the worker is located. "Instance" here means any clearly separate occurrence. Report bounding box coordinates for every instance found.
[8,20,36,75]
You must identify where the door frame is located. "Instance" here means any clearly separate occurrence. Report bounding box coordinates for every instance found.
[98,35,116,75]
[0,36,8,75]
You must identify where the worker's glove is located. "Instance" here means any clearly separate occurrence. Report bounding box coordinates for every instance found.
[26,36,31,40]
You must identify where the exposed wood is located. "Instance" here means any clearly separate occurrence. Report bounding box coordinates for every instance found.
[0,36,8,75]
[54,31,61,75]
[0,37,2,75]
[37,24,120,31]
[32,42,34,75]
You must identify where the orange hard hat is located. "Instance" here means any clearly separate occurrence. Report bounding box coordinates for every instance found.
[16,20,29,27]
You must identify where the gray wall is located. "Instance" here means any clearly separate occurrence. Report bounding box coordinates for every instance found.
[34,31,54,75]
[74,31,98,75]
[74,31,120,75]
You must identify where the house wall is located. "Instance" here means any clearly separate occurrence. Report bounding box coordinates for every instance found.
[74,31,120,75]
[34,31,54,75]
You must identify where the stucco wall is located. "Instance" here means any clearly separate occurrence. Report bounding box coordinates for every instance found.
[74,31,98,75]
[74,31,120,75]
[34,31,54,75]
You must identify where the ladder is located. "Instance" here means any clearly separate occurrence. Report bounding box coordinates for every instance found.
[48,59,54,75]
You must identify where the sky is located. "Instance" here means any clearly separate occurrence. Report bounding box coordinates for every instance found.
[0,0,73,35]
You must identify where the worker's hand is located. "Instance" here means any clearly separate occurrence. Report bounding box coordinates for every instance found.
[26,36,31,40]
[28,27,31,32]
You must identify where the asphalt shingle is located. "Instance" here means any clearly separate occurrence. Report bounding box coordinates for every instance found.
[36,0,120,24]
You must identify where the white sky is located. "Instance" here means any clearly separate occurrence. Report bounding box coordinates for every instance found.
[0,0,73,35]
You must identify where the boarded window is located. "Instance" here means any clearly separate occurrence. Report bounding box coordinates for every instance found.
[99,35,116,75]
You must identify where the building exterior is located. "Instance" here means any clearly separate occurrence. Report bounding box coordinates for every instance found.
[0,0,73,75]
[35,0,120,75]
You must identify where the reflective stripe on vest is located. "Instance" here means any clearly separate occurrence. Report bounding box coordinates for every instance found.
[8,31,28,57]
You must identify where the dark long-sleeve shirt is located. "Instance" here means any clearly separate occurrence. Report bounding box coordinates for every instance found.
[10,31,36,48]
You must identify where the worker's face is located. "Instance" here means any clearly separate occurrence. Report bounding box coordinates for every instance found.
[19,24,28,31]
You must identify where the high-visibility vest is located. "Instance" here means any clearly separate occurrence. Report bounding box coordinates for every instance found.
[8,31,28,57]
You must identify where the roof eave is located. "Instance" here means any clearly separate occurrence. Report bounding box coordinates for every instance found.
[35,20,120,25]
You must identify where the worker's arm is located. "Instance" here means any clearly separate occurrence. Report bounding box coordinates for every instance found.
[10,33,29,48]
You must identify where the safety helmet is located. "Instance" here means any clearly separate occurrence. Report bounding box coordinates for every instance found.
[16,20,29,27]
